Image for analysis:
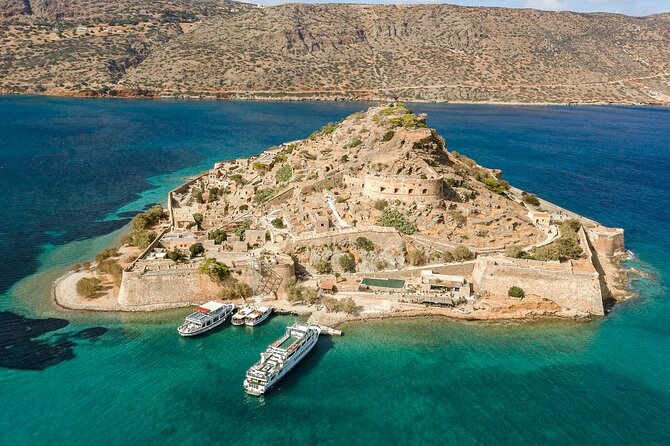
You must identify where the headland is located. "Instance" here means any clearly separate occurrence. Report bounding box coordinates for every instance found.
[54,103,630,324]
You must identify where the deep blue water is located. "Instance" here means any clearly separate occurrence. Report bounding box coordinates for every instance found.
[0,97,668,445]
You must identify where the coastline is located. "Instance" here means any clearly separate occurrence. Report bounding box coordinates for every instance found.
[1,90,667,108]
[45,102,632,325]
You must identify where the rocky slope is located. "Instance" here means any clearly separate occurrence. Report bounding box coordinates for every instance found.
[2,2,670,104]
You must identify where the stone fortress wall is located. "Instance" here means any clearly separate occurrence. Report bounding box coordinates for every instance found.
[118,268,219,310]
[345,174,444,203]
[471,256,605,315]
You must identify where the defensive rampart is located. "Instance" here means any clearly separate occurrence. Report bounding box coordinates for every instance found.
[118,268,219,310]
[359,174,443,203]
[471,256,604,315]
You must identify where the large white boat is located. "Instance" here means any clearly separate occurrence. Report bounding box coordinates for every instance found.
[244,322,321,395]
[231,306,254,326]
[177,301,235,337]
[245,306,272,326]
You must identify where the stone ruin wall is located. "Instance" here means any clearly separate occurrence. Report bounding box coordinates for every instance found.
[360,175,444,203]
[118,269,220,310]
[588,227,625,257]
[471,257,605,315]
[118,256,295,308]
[291,227,404,251]
[300,171,344,195]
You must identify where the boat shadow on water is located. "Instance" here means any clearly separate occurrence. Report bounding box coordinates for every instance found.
[250,335,335,400]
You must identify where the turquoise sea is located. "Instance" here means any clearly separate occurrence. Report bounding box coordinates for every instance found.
[0,97,669,445]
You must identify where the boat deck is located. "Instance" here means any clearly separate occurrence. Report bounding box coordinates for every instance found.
[278,335,300,350]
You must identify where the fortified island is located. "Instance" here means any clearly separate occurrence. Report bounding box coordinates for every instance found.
[54,104,629,325]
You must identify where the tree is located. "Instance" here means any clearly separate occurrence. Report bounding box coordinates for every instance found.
[522,193,541,206]
[355,237,375,252]
[234,219,252,240]
[192,213,204,230]
[271,217,285,228]
[452,245,475,261]
[287,284,303,304]
[338,253,356,273]
[508,286,525,299]
[220,282,253,300]
[314,259,333,274]
[166,250,185,263]
[340,297,357,314]
[76,277,102,298]
[405,247,426,266]
[303,288,320,305]
[198,258,230,282]
[483,177,509,195]
[189,243,205,258]
[209,229,227,245]
[97,258,123,285]
[322,296,340,312]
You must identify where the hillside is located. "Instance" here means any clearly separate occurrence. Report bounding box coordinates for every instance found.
[2,2,670,104]
[0,0,253,95]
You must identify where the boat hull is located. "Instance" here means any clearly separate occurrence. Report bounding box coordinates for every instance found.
[244,329,319,395]
[245,310,271,327]
[177,307,234,337]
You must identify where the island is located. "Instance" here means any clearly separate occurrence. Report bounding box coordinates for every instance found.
[54,104,629,326]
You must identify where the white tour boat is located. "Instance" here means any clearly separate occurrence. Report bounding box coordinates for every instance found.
[244,322,321,395]
[231,306,254,326]
[177,301,235,337]
[245,306,272,326]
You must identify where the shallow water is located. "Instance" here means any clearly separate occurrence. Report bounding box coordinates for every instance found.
[0,98,668,445]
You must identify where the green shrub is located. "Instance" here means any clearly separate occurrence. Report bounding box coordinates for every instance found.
[533,235,583,261]
[97,259,123,285]
[522,193,541,206]
[348,138,362,148]
[452,245,475,261]
[560,219,582,233]
[189,243,205,258]
[271,217,285,228]
[484,178,509,195]
[209,229,227,244]
[198,258,230,282]
[220,282,252,300]
[382,130,395,142]
[76,277,102,298]
[355,237,375,252]
[314,259,332,274]
[378,208,418,234]
[253,188,277,204]
[275,164,293,183]
[374,199,388,211]
[405,247,426,266]
[388,114,427,129]
[95,247,119,263]
[508,286,525,298]
[338,253,356,273]
[238,204,249,212]
[192,213,204,229]
[234,219,252,240]
[166,250,185,263]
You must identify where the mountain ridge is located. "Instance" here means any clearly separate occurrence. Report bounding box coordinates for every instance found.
[2,2,670,104]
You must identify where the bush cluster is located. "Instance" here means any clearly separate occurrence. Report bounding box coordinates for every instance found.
[378,208,418,234]
[275,164,293,183]
[76,277,102,299]
[198,258,230,282]
[322,296,357,314]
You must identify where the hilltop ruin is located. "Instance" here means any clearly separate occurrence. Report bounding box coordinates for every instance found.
[55,104,628,321]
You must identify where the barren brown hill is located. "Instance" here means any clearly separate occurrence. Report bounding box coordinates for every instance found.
[2,2,670,104]
[0,0,253,95]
